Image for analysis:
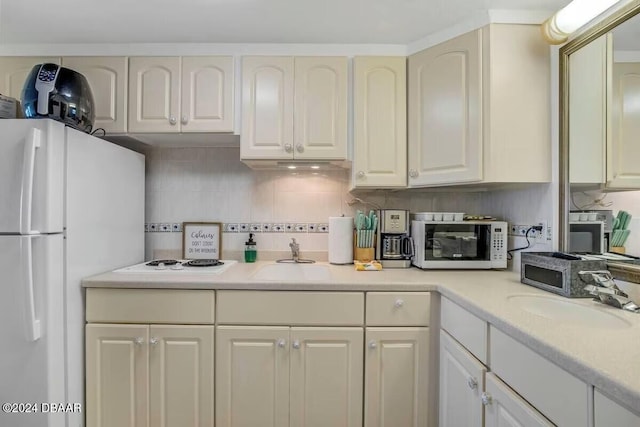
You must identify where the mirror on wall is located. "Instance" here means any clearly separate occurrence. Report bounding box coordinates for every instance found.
[561,1,640,260]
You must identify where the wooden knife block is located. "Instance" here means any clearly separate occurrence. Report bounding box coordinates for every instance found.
[353,231,376,262]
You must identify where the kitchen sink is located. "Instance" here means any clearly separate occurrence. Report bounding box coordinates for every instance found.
[252,263,333,282]
[508,294,633,329]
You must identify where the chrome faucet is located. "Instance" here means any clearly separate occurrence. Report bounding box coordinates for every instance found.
[578,270,640,313]
[276,238,315,264]
[289,238,300,262]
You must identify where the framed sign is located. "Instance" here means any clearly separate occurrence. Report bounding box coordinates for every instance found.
[182,222,222,260]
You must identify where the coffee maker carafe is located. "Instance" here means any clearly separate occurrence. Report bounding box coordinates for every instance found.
[376,209,414,268]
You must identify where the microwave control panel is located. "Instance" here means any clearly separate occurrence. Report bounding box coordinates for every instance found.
[490,223,507,262]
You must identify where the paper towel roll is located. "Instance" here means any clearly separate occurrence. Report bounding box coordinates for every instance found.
[329,216,354,264]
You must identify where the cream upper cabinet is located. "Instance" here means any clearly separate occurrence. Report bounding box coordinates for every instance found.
[0,57,61,100]
[365,327,429,427]
[86,324,149,427]
[294,57,347,159]
[181,56,234,132]
[129,56,234,133]
[439,329,485,427]
[62,57,128,134]
[241,56,347,161]
[408,24,550,187]
[608,61,640,189]
[353,56,407,188]
[241,56,295,159]
[568,34,611,185]
[129,56,181,133]
[408,30,481,186]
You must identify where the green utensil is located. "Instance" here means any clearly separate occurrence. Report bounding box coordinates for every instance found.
[621,211,632,230]
[620,229,631,246]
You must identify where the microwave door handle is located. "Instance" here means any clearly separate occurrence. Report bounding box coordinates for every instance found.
[20,128,42,235]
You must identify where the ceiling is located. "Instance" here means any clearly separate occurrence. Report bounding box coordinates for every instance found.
[0,0,571,45]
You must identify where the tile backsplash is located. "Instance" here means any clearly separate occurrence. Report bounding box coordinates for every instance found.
[144,146,555,268]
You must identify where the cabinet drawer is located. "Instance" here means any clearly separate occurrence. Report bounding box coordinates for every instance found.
[86,288,215,324]
[217,291,364,325]
[366,292,430,326]
[440,297,488,363]
[490,326,589,426]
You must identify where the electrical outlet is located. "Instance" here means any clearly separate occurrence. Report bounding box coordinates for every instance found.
[509,222,547,242]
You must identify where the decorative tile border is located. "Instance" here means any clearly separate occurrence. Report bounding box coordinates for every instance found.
[145,222,329,233]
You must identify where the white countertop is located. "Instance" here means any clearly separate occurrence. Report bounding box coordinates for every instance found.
[83,261,640,413]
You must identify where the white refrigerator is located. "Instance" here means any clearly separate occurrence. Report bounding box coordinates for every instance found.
[0,119,145,427]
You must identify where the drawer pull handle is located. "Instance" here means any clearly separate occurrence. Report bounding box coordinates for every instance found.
[481,392,493,406]
[150,337,159,346]
[292,340,301,349]
[277,339,286,348]
[368,340,377,349]
[394,299,405,308]
[169,116,177,126]
[467,377,478,390]
[134,337,144,346]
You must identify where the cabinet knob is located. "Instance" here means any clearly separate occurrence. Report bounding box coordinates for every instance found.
[467,377,478,390]
[296,144,304,153]
[169,116,177,126]
[394,298,404,308]
[292,340,301,349]
[409,169,418,178]
[277,339,286,348]
[481,392,493,406]
[150,337,159,346]
[134,337,144,346]
[181,116,188,125]
[357,171,365,178]
[368,340,377,349]
[284,144,293,153]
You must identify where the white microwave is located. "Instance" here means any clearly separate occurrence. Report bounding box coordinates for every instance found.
[411,220,508,269]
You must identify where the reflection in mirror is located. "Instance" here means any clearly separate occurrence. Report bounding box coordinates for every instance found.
[566,5,640,260]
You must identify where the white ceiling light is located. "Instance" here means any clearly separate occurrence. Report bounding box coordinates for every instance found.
[543,0,621,44]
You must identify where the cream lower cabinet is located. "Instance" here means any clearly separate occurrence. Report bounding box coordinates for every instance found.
[594,389,640,426]
[365,327,429,427]
[216,325,363,427]
[85,289,216,427]
[439,330,485,427]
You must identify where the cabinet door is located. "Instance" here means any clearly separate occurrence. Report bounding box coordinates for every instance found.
[86,324,149,427]
[293,57,347,160]
[608,61,640,189]
[484,373,553,427]
[290,327,363,427]
[149,325,214,427]
[181,56,234,133]
[408,29,482,186]
[128,56,181,133]
[439,329,485,427]
[353,57,407,188]
[595,389,640,427]
[365,327,429,427]
[216,326,290,427]
[241,56,294,159]
[568,34,610,185]
[62,57,128,134]
[0,57,60,99]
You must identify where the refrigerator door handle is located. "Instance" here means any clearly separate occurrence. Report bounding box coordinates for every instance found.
[21,236,41,341]
[20,128,42,235]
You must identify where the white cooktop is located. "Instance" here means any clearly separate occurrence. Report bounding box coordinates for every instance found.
[114,259,237,274]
